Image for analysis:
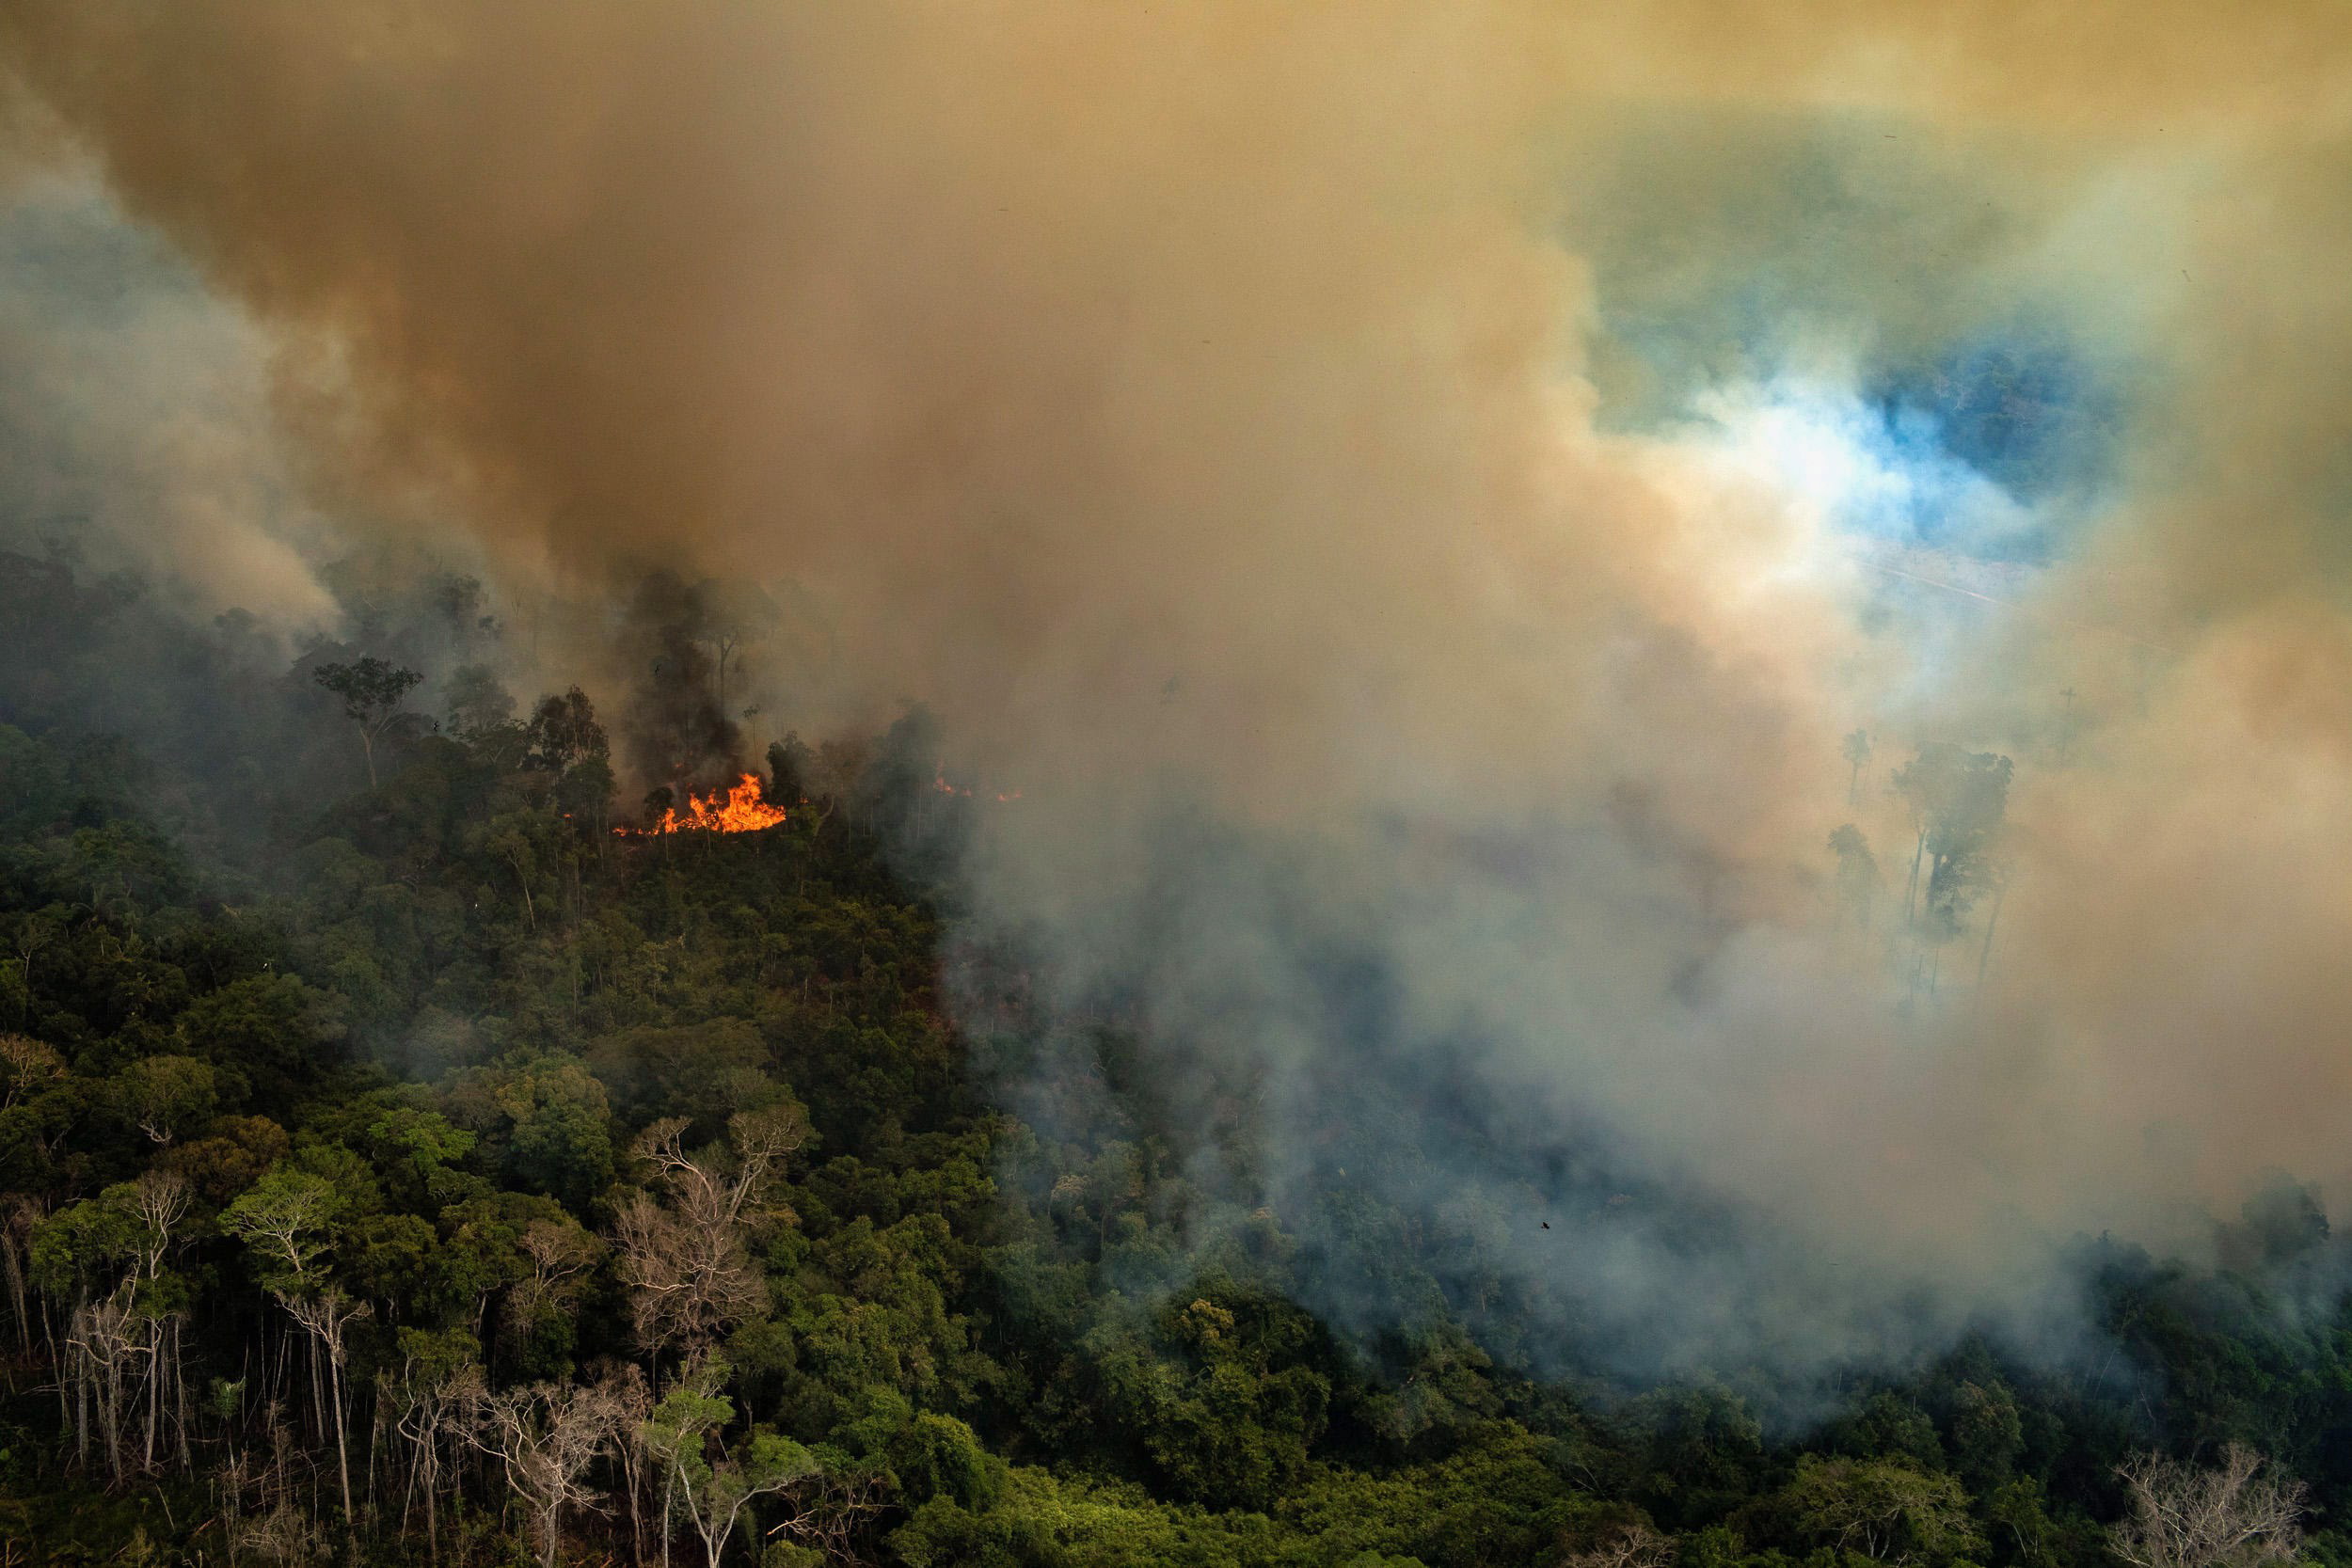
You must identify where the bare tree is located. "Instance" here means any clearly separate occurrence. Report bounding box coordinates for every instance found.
[389,1349,484,1567]
[611,1108,803,1362]
[2112,1446,2304,1568]
[0,1032,64,1108]
[45,1174,196,1481]
[774,1465,890,1565]
[126,1171,191,1473]
[470,1379,628,1568]
[62,1287,139,1481]
[126,1170,189,1282]
[1564,1522,1677,1568]
[504,1217,598,1354]
[600,1364,656,1564]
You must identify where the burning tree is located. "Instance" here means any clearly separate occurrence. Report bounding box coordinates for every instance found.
[615,773,787,837]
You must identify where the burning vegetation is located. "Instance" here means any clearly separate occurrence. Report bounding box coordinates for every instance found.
[617,772,787,836]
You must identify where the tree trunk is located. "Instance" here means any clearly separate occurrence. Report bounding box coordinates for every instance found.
[1904,827,1926,927]
[0,1230,27,1356]
[424,1464,439,1568]
[174,1319,195,1469]
[98,1340,123,1481]
[310,1333,327,1451]
[329,1351,358,1554]
[1976,877,2009,991]
[366,1393,381,1519]
[622,1444,645,1565]
[511,855,537,931]
[48,1300,69,1434]
[145,1318,160,1473]
[72,1323,88,1467]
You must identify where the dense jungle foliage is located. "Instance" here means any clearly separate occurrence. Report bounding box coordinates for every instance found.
[1,551,2349,1567]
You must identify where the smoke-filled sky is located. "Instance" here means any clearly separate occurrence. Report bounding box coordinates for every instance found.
[7,4,2352,1382]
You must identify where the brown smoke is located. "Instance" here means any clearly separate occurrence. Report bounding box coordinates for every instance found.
[9,2,2352,1362]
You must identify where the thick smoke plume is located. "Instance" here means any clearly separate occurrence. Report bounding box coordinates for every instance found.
[9,4,2352,1383]
[617,572,747,799]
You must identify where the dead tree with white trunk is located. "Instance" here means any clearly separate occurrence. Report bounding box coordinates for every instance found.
[470,1376,630,1568]
[387,1344,485,1566]
[1563,1522,1678,1568]
[2111,1445,2305,1568]
[281,1286,372,1551]
[611,1106,804,1369]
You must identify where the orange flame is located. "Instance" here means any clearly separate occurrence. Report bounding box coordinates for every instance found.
[936,768,1023,802]
[616,772,787,836]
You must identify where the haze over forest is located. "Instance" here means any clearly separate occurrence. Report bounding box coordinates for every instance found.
[1,6,2350,1565]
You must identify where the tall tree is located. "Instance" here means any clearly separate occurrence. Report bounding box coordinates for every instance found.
[526,687,610,772]
[386,1328,484,1567]
[640,1356,818,1568]
[313,656,423,787]
[1843,728,1872,805]
[1828,824,1878,931]
[443,663,517,738]
[222,1170,368,1547]
[1891,743,2012,937]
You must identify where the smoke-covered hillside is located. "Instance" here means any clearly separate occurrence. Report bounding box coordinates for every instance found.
[5,4,2352,1564]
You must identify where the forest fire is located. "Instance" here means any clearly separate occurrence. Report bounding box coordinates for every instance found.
[616,772,786,836]
[935,766,1023,802]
